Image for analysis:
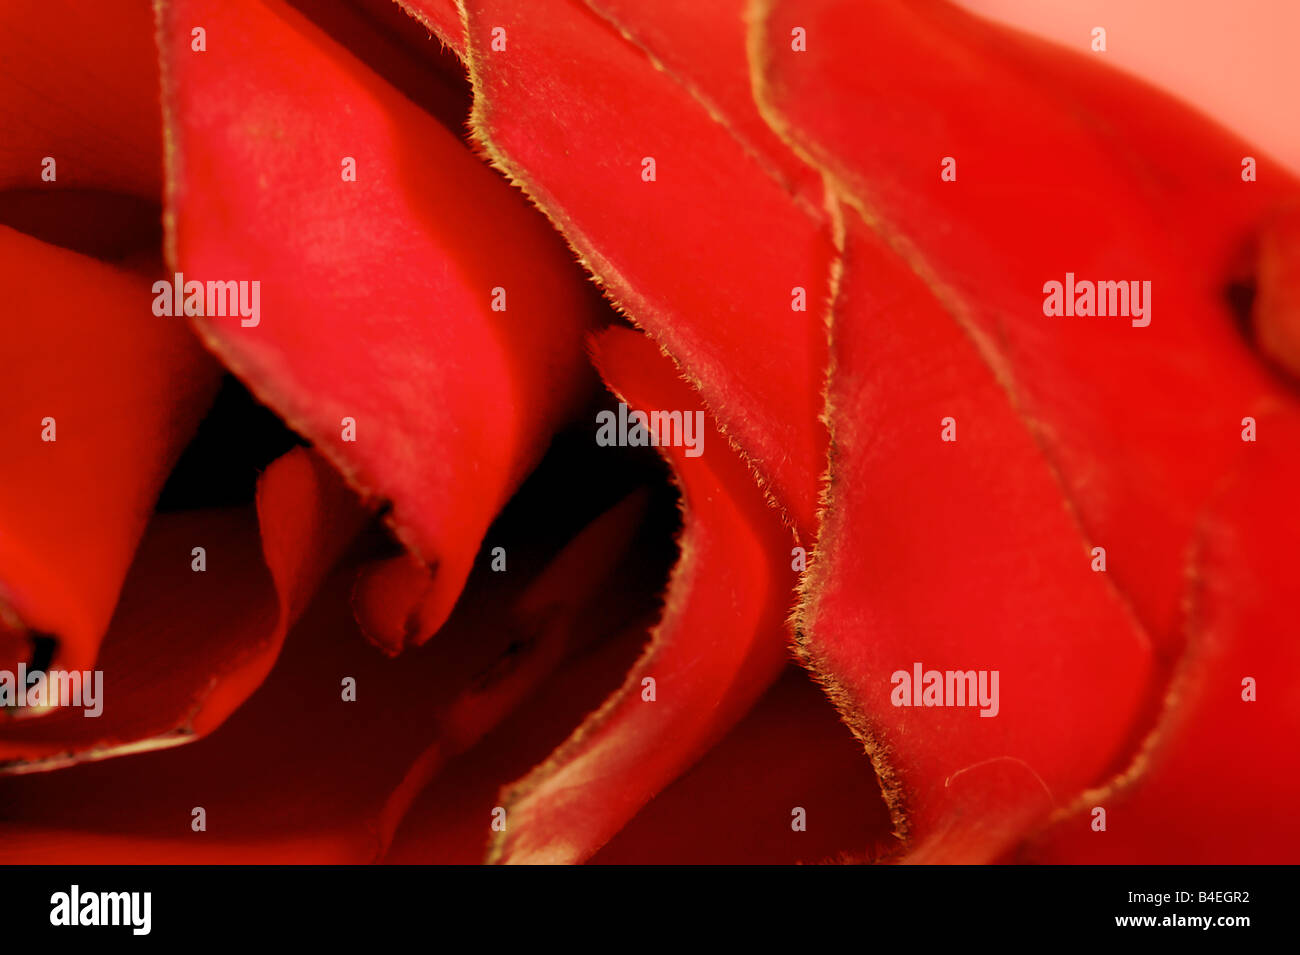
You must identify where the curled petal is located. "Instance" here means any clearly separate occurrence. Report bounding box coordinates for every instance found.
[0,488,651,862]
[0,227,220,675]
[583,0,823,203]
[460,0,833,534]
[797,212,1154,863]
[157,0,601,647]
[489,327,794,864]
[382,618,650,863]
[396,0,467,60]
[0,448,368,770]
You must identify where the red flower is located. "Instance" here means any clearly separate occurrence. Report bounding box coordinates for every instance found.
[0,0,1296,865]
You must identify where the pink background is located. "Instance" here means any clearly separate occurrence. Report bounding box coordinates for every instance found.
[954,0,1300,174]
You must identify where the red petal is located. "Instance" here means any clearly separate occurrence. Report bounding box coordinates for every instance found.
[0,448,368,769]
[288,0,471,131]
[0,0,161,196]
[1019,411,1300,863]
[1255,204,1300,379]
[396,0,467,60]
[489,327,794,864]
[755,0,1300,651]
[592,666,895,865]
[754,0,1300,859]
[460,0,832,534]
[0,228,220,674]
[0,489,650,862]
[585,0,823,203]
[382,620,649,863]
[157,0,601,646]
[798,213,1154,863]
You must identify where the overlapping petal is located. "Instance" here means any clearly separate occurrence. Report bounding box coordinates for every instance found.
[157,0,602,650]
[0,448,368,770]
[0,227,220,676]
[754,0,1300,650]
[751,0,1300,860]
[799,212,1154,862]
[383,617,653,863]
[459,0,833,535]
[591,666,895,865]
[0,487,653,862]
[1018,411,1300,863]
[397,0,466,60]
[488,327,796,864]
[1,0,1292,869]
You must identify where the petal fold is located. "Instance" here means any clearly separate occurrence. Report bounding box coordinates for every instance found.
[461,0,833,534]
[0,448,368,770]
[157,0,601,647]
[0,227,220,675]
[0,487,651,862]
[489,327,794,864]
